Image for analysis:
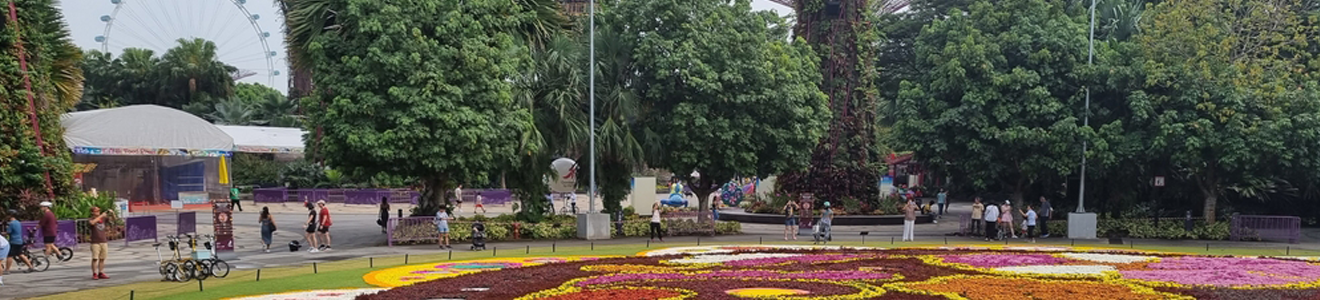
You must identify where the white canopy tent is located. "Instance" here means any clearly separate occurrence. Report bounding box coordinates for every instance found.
[216,125,306,154]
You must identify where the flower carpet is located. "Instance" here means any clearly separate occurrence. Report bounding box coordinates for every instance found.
[230,245,1320,300]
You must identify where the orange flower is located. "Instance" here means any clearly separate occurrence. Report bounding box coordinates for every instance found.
[890,275,1192,300]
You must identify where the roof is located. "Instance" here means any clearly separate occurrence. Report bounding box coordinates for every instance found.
[216,125,306,154]
[62,105,233,156]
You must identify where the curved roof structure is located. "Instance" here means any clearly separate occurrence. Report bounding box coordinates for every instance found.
[62,105,234,156]
[216,125,306,154]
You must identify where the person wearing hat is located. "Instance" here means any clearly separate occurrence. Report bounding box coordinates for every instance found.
[39,202,58,257]
[818,201,833,242]
[5,210,34,274]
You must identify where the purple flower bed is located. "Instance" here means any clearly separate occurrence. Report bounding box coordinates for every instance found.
[575,270,894,287]
[1121,257,1320,286]
[939,254,1072,268]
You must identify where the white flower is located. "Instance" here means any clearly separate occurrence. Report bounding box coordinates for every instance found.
[1270,256,1320,262]
[1060,253,1157,264]
[994,265,1116,275]
[1004,246,1073,252]
[665,253,802,264]
[227,288,387,300]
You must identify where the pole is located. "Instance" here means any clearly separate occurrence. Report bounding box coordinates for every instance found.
[587,0,597,214]
[7,2,55,200]
[1078,0,1097,213]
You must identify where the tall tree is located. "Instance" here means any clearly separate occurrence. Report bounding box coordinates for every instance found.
[603,0,831,222]
[892,0,1089,202]
[1136,0,1319,222]
[161,38,236,112]
[303,0,535,215]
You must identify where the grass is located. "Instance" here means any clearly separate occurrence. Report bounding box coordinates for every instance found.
[32,239,1320,300]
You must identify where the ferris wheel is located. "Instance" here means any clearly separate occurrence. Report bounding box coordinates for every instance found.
[94,0,282,87]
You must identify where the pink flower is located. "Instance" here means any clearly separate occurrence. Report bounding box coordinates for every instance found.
[1121,257,1320,286]
[940,254,1072,268]
[575,270,893,286]
[724,254,871,267]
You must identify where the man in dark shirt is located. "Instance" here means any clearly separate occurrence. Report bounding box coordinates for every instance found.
[88,207,112,280]
[1039,196,1053,238]
[39,202,57,257]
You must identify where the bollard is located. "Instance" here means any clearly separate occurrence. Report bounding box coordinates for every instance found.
[449,249,453,260]
[1287,246,1291,255]
[398,209,403,218]
[256,269,262,281]
[1130,241,1134,249]
[493,247,498,256]
[406,254,410,264]
[891,237,894,244]
[591,242,594,251]
[647,239,650,248]
[944,237,948,245]
[1071,239,1075,246]
[553,242,556,252]
[130,290,135,300]
[370,257,374,268]
[759,237,763,244]
[1206,243,1210,251]
[527,245,530,254]
[198,279,204,292]
[314,262,318,274]
[861,236,865,244]
[697,237,701,246]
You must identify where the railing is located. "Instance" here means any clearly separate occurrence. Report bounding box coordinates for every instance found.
[1231,215,1300,244]
[387,216,439,246]
[252,188,515,206]
[123,215,158,246]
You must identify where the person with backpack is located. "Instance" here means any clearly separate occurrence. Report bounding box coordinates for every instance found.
[316,200,333,251]
[377,198,391,234]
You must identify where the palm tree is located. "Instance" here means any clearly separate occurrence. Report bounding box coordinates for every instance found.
[275,0,336,98]
[255,94,301,127]
[516,0,574,49]
[159,38,236,109]
[207,98,265,125]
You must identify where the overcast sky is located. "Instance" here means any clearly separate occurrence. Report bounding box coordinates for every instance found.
[59,0,792,95]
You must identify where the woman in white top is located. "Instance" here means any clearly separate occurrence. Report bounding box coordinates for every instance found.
[435,208,452,249]
[650,202,664,242]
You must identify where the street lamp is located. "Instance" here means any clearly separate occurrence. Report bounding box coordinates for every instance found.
[575,0,610,240]
[1068,0,1099,239]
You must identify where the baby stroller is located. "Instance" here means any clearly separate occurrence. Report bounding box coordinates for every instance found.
[812,221,832,244]
[470,221,487,251]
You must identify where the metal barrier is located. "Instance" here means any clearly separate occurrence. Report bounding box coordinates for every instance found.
[19,220,77,248]
[1231,215,1300,244]
[253,188,422,205]
[123,215,158,246]
[177,211,196,236]
[387,216,439,246]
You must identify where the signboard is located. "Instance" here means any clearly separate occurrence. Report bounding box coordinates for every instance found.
[115,200,129,216]
[550,158,577,193]
[179,192,208,205]
[1154,176,1166,187]
[170,200,184,210]
[72,146,231,157]
[212,201,235,252]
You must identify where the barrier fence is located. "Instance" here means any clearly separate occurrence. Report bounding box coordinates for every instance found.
[177,212,196,236]
[124,215,158,246]
[1231,214,1301,244]
[19,220,77,248]
[251,188,516,206]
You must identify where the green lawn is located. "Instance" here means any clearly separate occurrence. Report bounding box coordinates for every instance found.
[34,240,1318,300]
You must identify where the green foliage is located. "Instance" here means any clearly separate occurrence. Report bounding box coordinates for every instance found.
[602,0,831,222]
[0,0,81,207]
[80,38,239,114]
[303,0,534,216]
[1045,219,1231,240]
[278,160,326,189]
[52,192,117,220]
[232,154,285,187]
[893,0,1087,201]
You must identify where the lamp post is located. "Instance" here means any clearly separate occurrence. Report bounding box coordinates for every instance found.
[588,0,597,214]
[1068,0,1099,239]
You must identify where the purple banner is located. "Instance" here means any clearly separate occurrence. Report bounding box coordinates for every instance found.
[20,220,76,248]
[177,211,196,236]
[124,215,158,246]
[344,189,385,205]
[473,189,514,205]
[297,189,330,204]
[254,188,288,203]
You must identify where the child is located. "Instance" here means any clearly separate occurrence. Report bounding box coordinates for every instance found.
[474,194,487,214]
[1023,205,1038,243]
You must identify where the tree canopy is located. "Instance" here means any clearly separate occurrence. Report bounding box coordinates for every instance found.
[301,0,535,214]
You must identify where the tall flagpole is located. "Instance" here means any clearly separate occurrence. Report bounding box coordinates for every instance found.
[1078,0,1095,213]
[588,0,597,214]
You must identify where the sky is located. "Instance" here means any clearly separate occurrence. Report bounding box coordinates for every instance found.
[58,0,792,95]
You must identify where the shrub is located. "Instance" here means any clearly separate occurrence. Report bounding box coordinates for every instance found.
[1045,219,1231,240]
[715,221,741,234]
[840,197,862,215]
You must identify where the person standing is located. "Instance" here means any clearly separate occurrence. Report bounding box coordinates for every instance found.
[88,207,112,280]
[303,202,320,253]
[230,186,243,212]
[970,197,985,237]
[0,232,7,285]
[1023,205,1038,243]
[569,193,578,215]
[711,198,720,221]
[39,202,57,257]
[259,207,275,252]
[983,201,1000,241]
[435,207,452,249]
[936,189,948,217]
[378,198,391,234]
[317,200,333,251]
[649,202,664,242]
[453,185,464,214]
[1038,196,1053,238]
[1000,201,1016,239]
[782,201,799,241]
[902,199,918,241]
[818,201,833,242]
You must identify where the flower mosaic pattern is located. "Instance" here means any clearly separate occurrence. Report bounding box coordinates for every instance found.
[224,288,387,300]
[1120,256,1320,287]
[362,256,615,287]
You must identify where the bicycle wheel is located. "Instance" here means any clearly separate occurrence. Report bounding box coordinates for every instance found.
[180,260,199,281]
[167,262,192,282]
[209,260,230,278]
[32,254,50,272]
[192,260,211,280]
[58,247,73,262]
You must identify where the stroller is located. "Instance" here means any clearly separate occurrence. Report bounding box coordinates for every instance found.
[812,220,832,244]
[470,221,487,251]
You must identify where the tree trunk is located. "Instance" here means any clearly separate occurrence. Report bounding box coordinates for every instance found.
[691,177,716,223]
[419,176,445,216]
[1196,169,1218,223]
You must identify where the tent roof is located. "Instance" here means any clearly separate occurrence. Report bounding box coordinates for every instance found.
[216,125,306,153]
[62,105,234,156]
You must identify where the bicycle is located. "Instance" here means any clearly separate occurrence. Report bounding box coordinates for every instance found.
[25,227,72,262]
[191,234,229,279]
[154,235,197,282]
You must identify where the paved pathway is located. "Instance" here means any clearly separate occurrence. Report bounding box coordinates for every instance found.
[2,198,1314,299]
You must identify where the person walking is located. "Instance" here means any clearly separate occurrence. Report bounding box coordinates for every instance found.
[453,185,464,214]
[474,194,487,215]
[303,202,320,253]
[39,202,57,257]
[377,198,391,234]
[230,186,243,212]
[1038,196,1053,238]
[259,207,275,252]
[970,197,985,237]
[88,207,112,280]
[936,189,948,217]
[983,201,1000,241]
[1023,205,1038,243]
[649,202,664,242]
[5,211,33,273]
[902,199,918,241]
[783,201,800,241]
[435,207,452,249]
[316,200,333,251]
[818,201,833,242]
